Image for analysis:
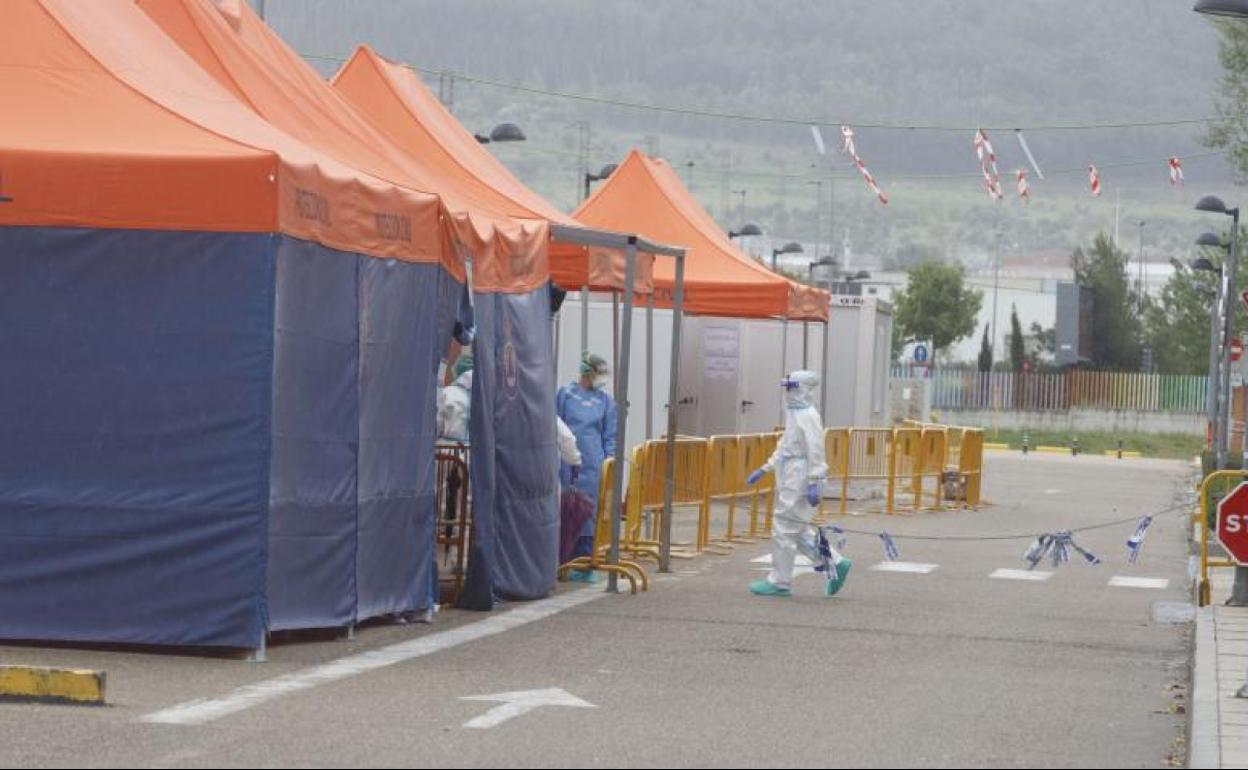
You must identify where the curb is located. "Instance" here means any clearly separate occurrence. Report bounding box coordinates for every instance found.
[0,666,106,706]
[1190,605,1219,769]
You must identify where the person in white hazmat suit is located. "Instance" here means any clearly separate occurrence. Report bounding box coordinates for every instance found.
[437,353,473,443]
[745,370,851,597]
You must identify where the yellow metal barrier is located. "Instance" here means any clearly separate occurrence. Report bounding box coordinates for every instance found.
[891,427,923,512]
[633,437,713,556]
[1197,470,1248,606]
[738,433,777,538]
[957,429,985,507]
[823,428,851,518]
[705,435,758,545]
[918,427,948,510]
[558,457,648,593]
[842,428,893,514]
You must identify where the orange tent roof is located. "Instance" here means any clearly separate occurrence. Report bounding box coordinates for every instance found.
[574,151,829,321]
[0,0,444,265]
[330,45,654,294]
[137,0,549,293]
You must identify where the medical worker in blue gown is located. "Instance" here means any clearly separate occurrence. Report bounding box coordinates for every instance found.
[556,352,617,583]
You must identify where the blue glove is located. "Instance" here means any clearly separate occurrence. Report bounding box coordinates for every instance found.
[746,468,765,486]
[806,482,821,507]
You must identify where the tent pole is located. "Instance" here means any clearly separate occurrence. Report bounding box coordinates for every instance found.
[660,252,686,573]
[553,306,561,379]
[607,242,638,595]
[779,316,789,425]
[646,294,654,441]
[612,292,620,391]
[802,320,809,369]
[821,317,831,419]
[580,287,589,361]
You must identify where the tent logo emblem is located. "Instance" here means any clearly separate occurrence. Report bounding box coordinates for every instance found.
[500,313,519,398]
[374,213,411,243]
[294,188,331,226]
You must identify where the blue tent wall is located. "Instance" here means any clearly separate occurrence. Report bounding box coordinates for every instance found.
[265,237,359,632]
[354,257,458,620]
[0,227,274,648]
[468,285,560,601]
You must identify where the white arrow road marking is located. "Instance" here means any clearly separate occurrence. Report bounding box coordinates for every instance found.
[1108,576,1170,590]
[461,688,596,729]
[140,588,606,726]
[870,561,939,574]
[991,568,1053,582]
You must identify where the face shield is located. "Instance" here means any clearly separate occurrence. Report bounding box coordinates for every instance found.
[781,370,819,409]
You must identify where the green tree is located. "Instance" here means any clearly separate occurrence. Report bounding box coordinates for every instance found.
[892,261,984,362]
[1207,19,1248,181]
[1029,321,1056,360]
[1071,233,1142,369]
[1009,305,1026,373]
[977,324,993,372]
[1144,262,1217,374]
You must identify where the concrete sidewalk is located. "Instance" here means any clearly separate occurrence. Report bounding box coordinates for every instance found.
[1191,570,1248,769]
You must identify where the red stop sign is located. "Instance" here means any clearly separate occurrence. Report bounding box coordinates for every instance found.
[1217,482,1248,564]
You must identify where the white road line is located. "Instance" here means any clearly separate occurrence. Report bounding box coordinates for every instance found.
[990,568,1053,582]
[751,554,813,566]
[1108,576,1170,590]
[140,588,606,726]
[870,561,939,574]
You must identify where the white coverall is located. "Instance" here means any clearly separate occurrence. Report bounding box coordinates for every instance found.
[556,416,583,467]
[759,371,831,590]
[437,371,472,443]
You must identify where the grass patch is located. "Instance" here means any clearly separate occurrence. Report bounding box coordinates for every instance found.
[982,428,1203,460]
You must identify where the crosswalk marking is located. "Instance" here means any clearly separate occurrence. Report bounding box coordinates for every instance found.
[1108,576,1169,590]
[991,568,1053,582]
[870,561,938,574]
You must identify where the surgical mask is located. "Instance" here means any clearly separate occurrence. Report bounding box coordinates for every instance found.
[593,374,610,390]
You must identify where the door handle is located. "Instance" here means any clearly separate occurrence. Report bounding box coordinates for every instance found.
[741,400,755,412]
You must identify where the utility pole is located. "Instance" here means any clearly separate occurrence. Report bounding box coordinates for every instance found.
[732,189,747,228]
[1137,220,1147,316]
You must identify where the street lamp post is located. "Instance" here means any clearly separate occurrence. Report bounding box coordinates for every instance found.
[1197,196,1245,609]
[583,163,617,203]
[1195,236,1227,454]
[805,256,837,369]
[771,241,804,273]
[473,123,527,145]
[1197,196,1241,471]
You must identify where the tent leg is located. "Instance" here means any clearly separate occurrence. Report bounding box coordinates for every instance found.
[612,292,620,390]
[779,316,789,424]
[580,287,589,358]
[553,306,561,378]
[821,317,831,419]
[248,633,267,663]
[660,252,686,574]
[646,295,654,441]
[608,242,639,595]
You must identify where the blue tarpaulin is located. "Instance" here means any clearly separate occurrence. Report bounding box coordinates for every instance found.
[467,285,561,602]
[0,227,461,648]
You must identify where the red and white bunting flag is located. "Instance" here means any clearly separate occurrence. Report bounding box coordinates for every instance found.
[1017,170,1030,202]
[1089,165,1102,197]
[840,125,888,206]
[973,129,1002,199]
[1169,157,1184,186]
[855,158,889,205]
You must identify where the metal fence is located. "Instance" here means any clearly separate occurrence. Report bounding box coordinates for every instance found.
[891,367,1209,413]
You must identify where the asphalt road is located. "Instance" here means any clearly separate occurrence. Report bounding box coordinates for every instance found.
[0,452,1196,768]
